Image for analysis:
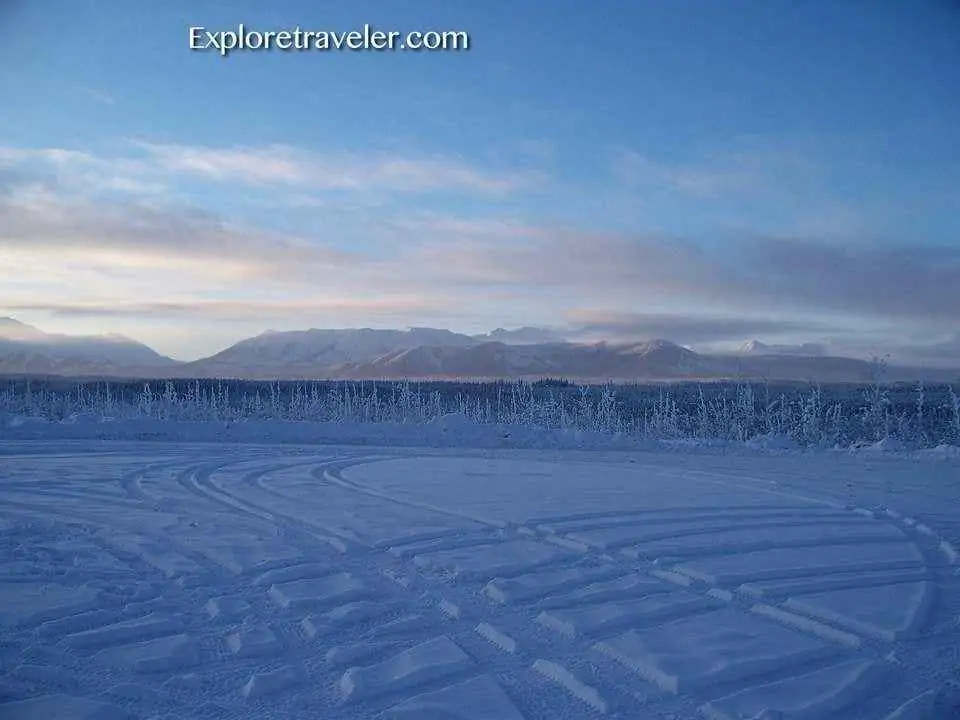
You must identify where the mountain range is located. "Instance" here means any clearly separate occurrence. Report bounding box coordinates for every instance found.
[0,318,177,377]
[0,318,956,383]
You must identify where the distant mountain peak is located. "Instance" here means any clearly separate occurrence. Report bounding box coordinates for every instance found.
[100,332,138,343]
[1,321,955,382]
[0,317,48,341]
[740,339,769,353]
[739,339,826,357]
[642,338,681,350]
[0,317,175,372]
[474,326,567,345]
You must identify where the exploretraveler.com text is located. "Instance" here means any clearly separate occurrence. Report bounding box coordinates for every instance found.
[189,24,471,57]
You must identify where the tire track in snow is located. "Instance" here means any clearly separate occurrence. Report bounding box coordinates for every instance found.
[330,454,955,718]
[2,447,955,719]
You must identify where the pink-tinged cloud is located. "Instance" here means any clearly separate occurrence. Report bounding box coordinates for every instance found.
[134,142,538,194]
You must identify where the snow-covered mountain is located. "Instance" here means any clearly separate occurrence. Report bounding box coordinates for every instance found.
[739,339,827,357]
[180,327,477,378]
[340,338,934,383]
[0,317,49,342]
[179,333,908,383]
[1,319,956,382]
[0,318,177,376]
[181,334,710,381]
[471,327,568,345]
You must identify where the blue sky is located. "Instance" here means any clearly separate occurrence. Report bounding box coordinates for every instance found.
[1,0,958,363]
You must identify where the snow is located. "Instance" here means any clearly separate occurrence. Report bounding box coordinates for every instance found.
[474,622,518,653]
[412,539,573,581]
[676,542,925,585]
[224,622,282,658]
[0,582,101,626]
[882,690,938,720]
[700,657,885,719]
[628,518,906,558]
[783,581,933,641]
[595,607,836,694]
[205,596,251,620]
[64,614,183,651]
[339,636,474,702]
[749,603,862,648]
[309,600,398,633]
[738,567,932,601]
[538,592,720,639]
[241,665,301,700]
[267,573,371,610]
[536,572,673,609]
[0,437,957,719]
[99,633,201,674]
[484,565,624,605]
[0,695,134,720]
[531,659,609,714]
[379,674,527,719]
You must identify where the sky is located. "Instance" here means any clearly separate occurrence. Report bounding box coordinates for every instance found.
[1,0,958,365]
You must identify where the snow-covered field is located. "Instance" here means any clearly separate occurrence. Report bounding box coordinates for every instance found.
[1,438,958,719]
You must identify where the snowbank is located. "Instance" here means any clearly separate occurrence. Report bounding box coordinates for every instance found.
[2,414,958,462]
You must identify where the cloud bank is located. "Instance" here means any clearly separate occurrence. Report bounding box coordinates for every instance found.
[0,141,956,364]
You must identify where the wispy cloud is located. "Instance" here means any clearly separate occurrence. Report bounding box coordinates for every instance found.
[7,295,454,322]
[604,142,868,238]
[403,228,717,297]
[134,141,538,195]
[0,190,353,281]
[738,237,960,321]
[610,143,819,200]
[1,141,956,363]
[562,310,837,345]
[0,141,541,204]
[0,146,164,198]
[613,150,750,198]
[401,223,960,327]
[3,164,955,332]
